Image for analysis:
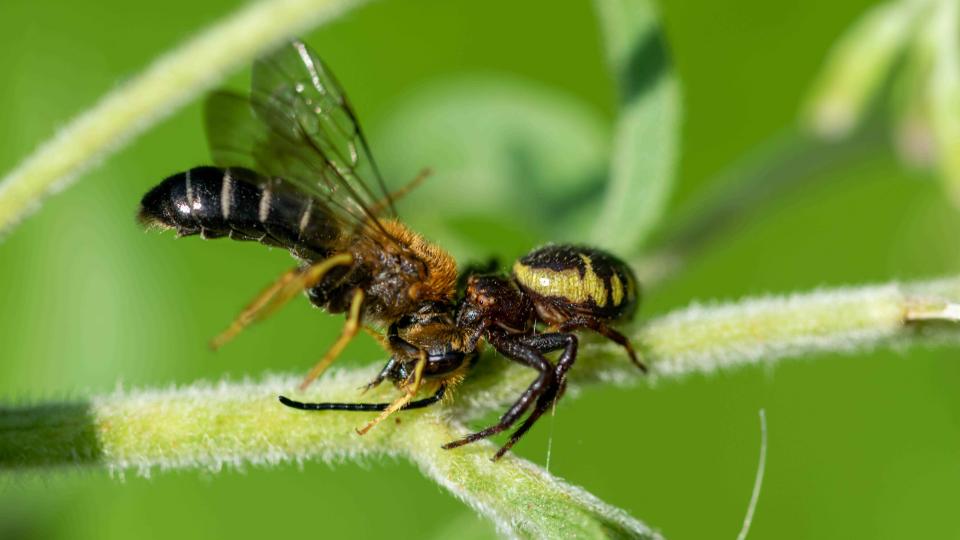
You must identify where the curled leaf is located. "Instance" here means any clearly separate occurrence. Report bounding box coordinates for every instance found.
[927,0,960,205]
[590,0,681,256]
[804,0,928,138]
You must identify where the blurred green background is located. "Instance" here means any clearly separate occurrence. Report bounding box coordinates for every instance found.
[1,0,959,538]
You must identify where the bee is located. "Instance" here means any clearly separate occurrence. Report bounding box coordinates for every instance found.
[138,40,469,434]
[138,40,646,459]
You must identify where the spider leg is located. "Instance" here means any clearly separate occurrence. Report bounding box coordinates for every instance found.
[559,317,647,373]
[520,333,579,385]
[491,333,578,461]
[441,331,557,452]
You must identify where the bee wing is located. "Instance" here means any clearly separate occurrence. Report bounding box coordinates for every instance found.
[204,40,397,243]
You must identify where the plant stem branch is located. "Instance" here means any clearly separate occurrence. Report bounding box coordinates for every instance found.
[3,276,957,471]
[3,277,959,538]
[450,276,960,419]
[398,419,662,540]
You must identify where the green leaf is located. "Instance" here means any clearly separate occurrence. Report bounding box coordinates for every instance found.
[589,0,681,256]
[890,9,938,168]
[803,0,928,138]
[375,76,609,260]
[927,0,960,206]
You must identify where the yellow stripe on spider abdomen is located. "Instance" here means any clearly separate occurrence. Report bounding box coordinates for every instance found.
[513,254,611,307]
[610,272,625,305]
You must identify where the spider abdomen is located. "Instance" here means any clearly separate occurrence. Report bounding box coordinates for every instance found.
[512,244,639,323]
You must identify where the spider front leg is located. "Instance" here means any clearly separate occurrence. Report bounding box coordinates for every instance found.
[442,331,577,460]
[491,333,578,461]
[559,317,647,373]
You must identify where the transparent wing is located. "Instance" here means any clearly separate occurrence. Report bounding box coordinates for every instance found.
[204,40,396,241]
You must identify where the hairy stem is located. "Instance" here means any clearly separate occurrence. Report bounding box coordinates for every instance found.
[0,0,369,236]
[450,276,960,418]
[3,276,957,472]
[398,419,662,540]
[3,277,958,538]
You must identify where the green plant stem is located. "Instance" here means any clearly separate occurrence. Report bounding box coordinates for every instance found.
[3,276,959,467]
[398,419,661,539]
[450,276,960,420]
[3,277,958,538]
[0,0,369,237]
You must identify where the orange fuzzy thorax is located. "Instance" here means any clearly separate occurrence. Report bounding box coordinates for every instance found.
[379,219,458,303]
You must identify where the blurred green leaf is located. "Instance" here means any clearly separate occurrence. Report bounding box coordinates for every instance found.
[928,0,960,206]
[589,0,681,256]
[804,0,928,138]
[891,11,938,168]
[804,0,960,211]
[375,76,609,261]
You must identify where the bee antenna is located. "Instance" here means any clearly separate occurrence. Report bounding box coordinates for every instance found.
[278,385,445,412]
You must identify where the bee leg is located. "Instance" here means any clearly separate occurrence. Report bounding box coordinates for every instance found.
[299,288,365,391]
[441,331,555,453]
[361,358,398,393]
[359,322,431,393]
[359,331,419,392]
[211,253,353,350]
[209,267,300,350]
[368,168,432,215]
[355,351,428,435]
[559,318,647,373]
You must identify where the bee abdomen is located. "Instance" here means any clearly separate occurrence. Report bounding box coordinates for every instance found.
[138,166,339,256]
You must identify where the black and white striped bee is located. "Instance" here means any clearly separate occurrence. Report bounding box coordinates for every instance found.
[138,40,467,435]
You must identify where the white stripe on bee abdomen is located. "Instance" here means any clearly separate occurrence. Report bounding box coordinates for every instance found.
[221,168,233,220]
[258,187,272,223]
[299,199,312,233]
